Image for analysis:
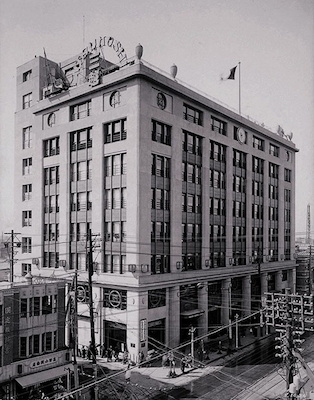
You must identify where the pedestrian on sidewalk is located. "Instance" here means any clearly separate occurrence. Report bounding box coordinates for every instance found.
[161,353,168,368]
[180,357,187,373]
[125,364,131,384]
[81,345,87,359]
[138,351,145,368]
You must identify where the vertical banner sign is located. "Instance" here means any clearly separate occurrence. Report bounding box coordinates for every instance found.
[140,319,147,342]
[3,292,14,365]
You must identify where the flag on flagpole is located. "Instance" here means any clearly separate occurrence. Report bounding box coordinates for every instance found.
[220,65,238,81]
[227,66,237,80]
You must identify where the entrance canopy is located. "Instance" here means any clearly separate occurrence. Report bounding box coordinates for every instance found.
[180,309,204,319]
[15,364,73,388]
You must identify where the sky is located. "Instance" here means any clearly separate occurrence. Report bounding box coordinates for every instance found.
[0,0,313,237]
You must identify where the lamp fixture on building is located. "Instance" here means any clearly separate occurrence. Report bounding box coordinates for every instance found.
[176,261,182,270]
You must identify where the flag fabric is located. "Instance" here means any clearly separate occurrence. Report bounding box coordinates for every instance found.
[221,65,238,81]
[227,66,237,80]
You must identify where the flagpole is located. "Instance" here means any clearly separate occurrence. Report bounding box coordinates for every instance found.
[238,61,241,115]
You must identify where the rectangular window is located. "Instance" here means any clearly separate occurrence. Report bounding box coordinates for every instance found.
[210,170,225,189]
[23,93,32,109]
[269,184,278,200]
[152,154,170,177]
[284,189,291,202]
[33,335,40,354]
[253,136,264,151]
[104,118,127,143]
[70,100,91,120]
[284,168,291,182]
[252,180,263,197]
[22,237,32,253]
[269,143,279,157]
[22,263,31,276]
[29,298,33,317]
[22,210,32,227]
[22,126,32,149]
[112,188,121,209]
[233,150,246,168]
[42,296,52,315]
[183,104,203,125]
[105,153,126,176]
[233,176,246,193]
[70,128,92,151]
[29,336,33,356]
[211,116,226,135]
[210,142,226,161]
[43,137,60,157]
[252,156,263,174]
[182,131,202,155]
[152,120,171,145]
[34,297,40,316]
[20,298,28,318]
[45,332,52,352]
[23,70,32,82]
[121,188,126,208]
[44,166,59,185]
[20,337,27,357]
[269,163,279,179]
[22,158,32,175]
[22,184,32,201]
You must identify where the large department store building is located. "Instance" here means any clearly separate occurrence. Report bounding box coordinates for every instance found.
[14,39,298,361]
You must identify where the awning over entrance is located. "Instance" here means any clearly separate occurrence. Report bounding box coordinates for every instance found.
[180,309,204,319]
[15,364,73,388]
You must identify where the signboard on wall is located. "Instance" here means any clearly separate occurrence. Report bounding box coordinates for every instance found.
[140,319,147,342]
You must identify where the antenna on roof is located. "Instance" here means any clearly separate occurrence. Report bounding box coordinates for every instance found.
[43,48,52,86]
[83,15,85,48]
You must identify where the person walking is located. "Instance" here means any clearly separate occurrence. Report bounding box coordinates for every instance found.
[107,346,113,362]
[125,364,131,383]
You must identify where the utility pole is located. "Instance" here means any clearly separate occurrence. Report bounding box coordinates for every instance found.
[65,271,79,399]
[228,284,232,346]
[4,230,21,283]
[309,245,312,295]
[72,271,79,399]
[266,289,314,398]
[87,228,97,400]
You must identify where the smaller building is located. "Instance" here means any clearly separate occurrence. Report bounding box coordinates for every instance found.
[0,276,72,400]
[296,247,314,295]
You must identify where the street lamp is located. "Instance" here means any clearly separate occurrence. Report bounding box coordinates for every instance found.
[235,314,239,349]
[188,326,196,367]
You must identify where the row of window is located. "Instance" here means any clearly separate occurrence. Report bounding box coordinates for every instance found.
[182,193,202,213]
[43,224,59,241]
[20,331,58,358]
[104,188,126,209]
[151,221,170,241]
[71,192,92,211]
[70,222,92,242]
[104,222,126,242]
[20,295,57,317]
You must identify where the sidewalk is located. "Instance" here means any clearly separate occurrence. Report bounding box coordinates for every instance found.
[92,331,269,387]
